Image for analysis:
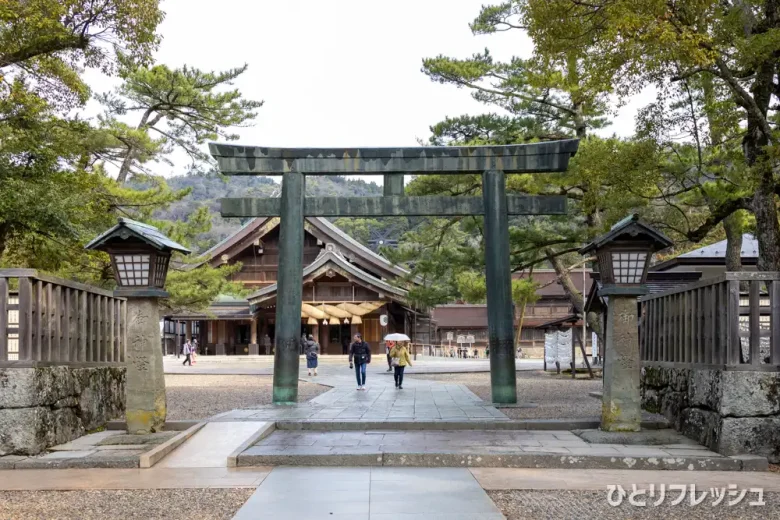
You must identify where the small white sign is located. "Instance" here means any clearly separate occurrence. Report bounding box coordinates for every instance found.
[379,314,388,327]
[457,335,466,344]
[446,331,454,341]
[466,335,475,344]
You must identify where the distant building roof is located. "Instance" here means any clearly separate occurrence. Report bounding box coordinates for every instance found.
[512,269,592,298]
[193,216,410,281]
[247,249,408,305]
[651,233,758,271]
[167,294,251,320]
[431,305,489,329]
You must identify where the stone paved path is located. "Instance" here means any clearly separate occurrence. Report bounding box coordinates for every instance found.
[232,467,505,520]
[211,362,510,423]
[164,355,544,376]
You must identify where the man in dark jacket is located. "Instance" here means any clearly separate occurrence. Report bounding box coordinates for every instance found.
[348,333,371,390]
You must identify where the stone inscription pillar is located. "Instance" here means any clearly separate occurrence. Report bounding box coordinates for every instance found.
[482,169,517,404]
[125,297,166,434]
[601,295,641,431]
[273,170,305,404]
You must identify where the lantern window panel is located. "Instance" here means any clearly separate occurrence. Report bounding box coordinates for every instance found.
[115,254,151,286]
[153,255,169,287]
[611,252,647,284]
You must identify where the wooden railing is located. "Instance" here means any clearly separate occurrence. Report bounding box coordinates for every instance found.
[639,272,780,371]
[0,269,126,366]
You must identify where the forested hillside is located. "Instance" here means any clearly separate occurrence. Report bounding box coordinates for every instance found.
[149,171,384,251]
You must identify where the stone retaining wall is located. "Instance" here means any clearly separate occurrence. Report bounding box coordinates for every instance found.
[0,366,125,456]
[641,366,780,462]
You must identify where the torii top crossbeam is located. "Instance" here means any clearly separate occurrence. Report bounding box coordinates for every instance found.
[208,140,579,175]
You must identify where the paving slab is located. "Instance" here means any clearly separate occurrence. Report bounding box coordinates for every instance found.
[231,467,503,520]
[158,421,268,468]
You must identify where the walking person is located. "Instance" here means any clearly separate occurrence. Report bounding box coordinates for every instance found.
[191,338,198,364]
[390,341,412,389]
[305,334,320,376]
[182,339,192,366]
[349,333,371,390]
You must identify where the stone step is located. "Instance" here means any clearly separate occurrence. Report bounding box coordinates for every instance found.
[234,429,767,472]
[272,419,670,431]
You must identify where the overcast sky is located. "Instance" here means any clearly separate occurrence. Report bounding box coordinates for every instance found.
[84,0,654,182]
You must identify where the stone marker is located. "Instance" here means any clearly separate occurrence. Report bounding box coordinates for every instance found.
[124,297,167,433]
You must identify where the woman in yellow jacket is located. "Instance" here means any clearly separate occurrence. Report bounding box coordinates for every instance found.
[389,342,412,389]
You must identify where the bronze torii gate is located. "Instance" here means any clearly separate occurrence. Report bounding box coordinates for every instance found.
[210,140,579,404]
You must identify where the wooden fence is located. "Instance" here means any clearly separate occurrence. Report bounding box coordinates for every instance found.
[0,269,126,367]
[639,272,780,371]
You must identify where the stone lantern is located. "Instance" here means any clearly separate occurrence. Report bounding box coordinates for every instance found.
[86,218,190,434]
[579,214,671,431]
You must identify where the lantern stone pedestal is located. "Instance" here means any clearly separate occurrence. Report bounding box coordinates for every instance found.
[85,217,191,435]
[578,215,673,433]
[121,292,167,434]
[600,287,646,432]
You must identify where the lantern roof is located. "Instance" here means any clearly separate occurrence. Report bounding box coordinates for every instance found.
[579,214,672,255]
[85,218,191,254]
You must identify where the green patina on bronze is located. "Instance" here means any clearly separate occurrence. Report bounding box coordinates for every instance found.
[209,140,579,175]
[220,195,567,218]
[272,171,304,405]
[482,170,518,404]
[383,173,405,197]
[210,140,580,405]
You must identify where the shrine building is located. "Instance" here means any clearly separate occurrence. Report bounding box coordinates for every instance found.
[163,217,431,355]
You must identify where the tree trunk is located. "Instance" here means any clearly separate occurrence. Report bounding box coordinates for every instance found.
[116,151,135,184]
[513,266,534,353]
[723,213,744,272]
[0,223,8,260]
[743,57,780,271]
[545,248,604,346]
[116,109,162,184]
[751,182,780,271]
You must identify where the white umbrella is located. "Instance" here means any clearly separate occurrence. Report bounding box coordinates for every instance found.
[384,333,411,341]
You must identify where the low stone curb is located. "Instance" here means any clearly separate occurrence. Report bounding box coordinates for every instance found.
[226,422,276,468]
[274,419,670,431]
[11,453,142,470]
[236,450,760,471]
[107,420,200,431]
[139,421,207,468]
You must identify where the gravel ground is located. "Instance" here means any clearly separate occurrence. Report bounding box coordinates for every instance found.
[165,374,331,420]
[488,490,780,519]
[410,371,664,421]
[0,489,253,520]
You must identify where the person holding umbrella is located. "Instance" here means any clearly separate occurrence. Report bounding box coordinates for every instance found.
[385,333,412,389]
